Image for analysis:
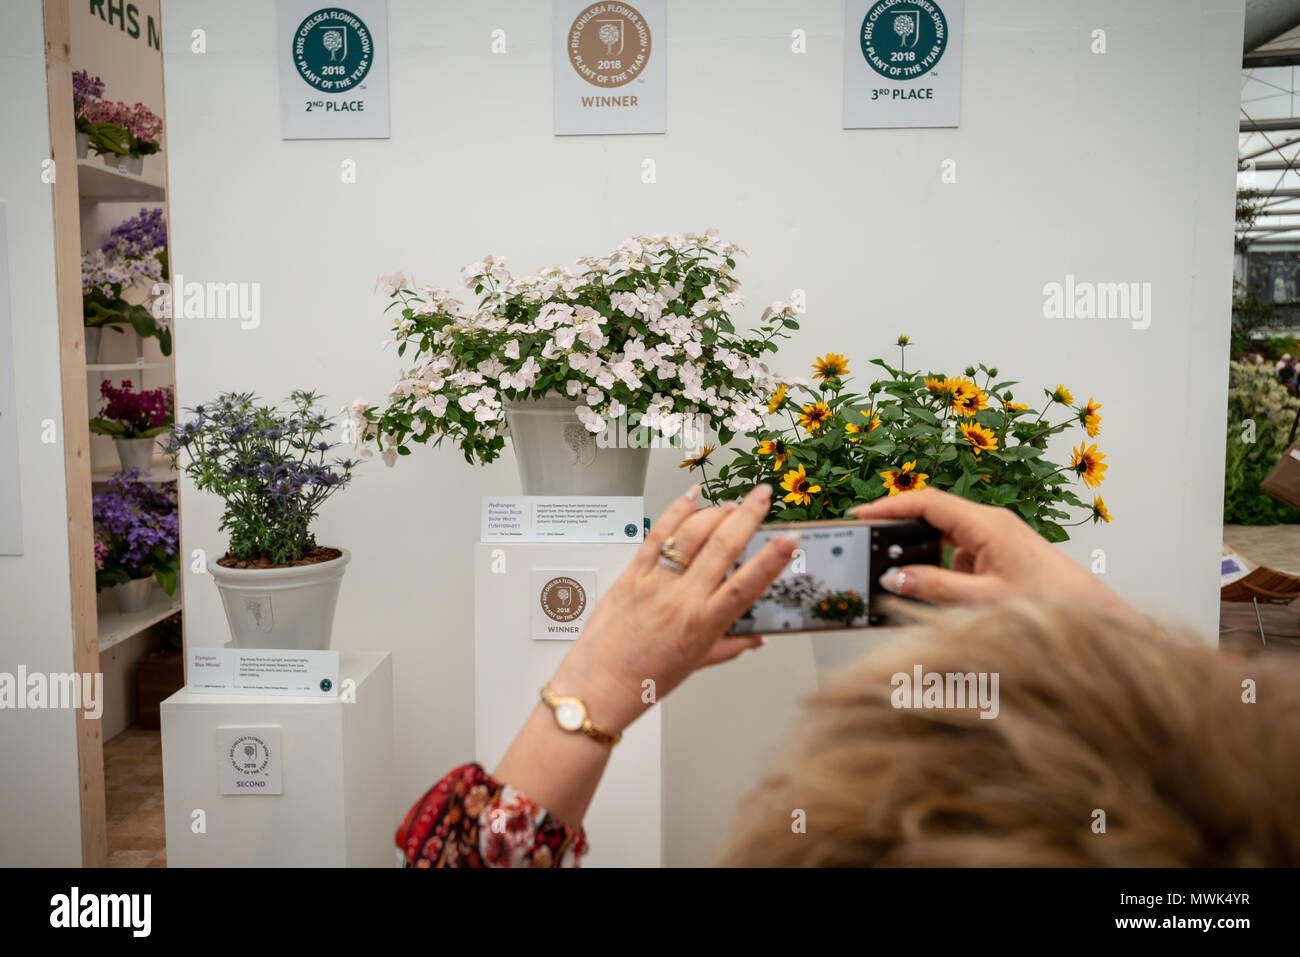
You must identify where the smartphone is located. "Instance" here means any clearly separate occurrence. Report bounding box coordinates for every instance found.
[726,519,942,634]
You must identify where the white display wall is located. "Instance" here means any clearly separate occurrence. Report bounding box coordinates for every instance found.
[161,0,1244,865]
[0,1,83,867]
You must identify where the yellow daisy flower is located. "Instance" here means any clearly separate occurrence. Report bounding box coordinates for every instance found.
[756,439,790,471]
[1002,398,1029,412]
[780,464,822,506]
[860,410,881,432]
[1071,442,1108,488]
[797,401,832,434]
[1092,495,1112,524]
[1053,384,1074,405]
[1080,397,1102,437]
[959,421,998,455]
[880,460,929,495]
[679,444,716,471]
[949,377,988,415]
[812,353,850,381]
[767,384,787,415]
[844,422,862,443]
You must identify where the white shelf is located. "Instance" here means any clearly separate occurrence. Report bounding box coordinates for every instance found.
[76,158,165,202]
[87,361,170,372]
[99,597,181,653]
[92,455,173,482]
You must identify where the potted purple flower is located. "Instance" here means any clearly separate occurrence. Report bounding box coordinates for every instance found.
[93,470,180,613]
[89,379,173,473]
[73,70,104,159]
[167,391,358,650]
[82,208,171,361]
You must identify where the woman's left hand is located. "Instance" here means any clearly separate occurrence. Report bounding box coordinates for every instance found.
[550,482,798,734]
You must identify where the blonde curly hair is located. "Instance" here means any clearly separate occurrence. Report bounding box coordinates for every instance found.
[716,600,1300,866]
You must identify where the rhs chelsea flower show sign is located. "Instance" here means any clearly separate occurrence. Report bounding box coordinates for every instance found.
[277,0,390,139]
[842,0,964,129]
[553,0,666,135]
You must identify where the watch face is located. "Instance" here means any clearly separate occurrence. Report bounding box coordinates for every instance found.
[554,700,585,732]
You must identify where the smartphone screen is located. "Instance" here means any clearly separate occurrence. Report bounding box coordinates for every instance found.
[726,519,942,634]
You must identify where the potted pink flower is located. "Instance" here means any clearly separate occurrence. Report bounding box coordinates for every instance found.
[89,379,173,474]
[83,99,163,176]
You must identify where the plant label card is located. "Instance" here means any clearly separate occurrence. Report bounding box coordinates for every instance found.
[482,496,645,542]
[531,569,598,640]
[843,0,964,129]
[217,726,283,795]
[553,0,666,135]
[187,648,340,697]
[277,0,390,139]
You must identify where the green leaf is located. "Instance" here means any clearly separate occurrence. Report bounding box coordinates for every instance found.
[950,470,973,499]
[155,565,177,596]
[1000,445,1046,461]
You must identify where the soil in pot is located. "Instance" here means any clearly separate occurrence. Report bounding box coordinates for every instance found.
[216,546,342,570]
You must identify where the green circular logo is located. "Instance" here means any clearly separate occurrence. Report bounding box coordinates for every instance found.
[860,0,948,81]
[320,678,333,693]
[293,7,374,93]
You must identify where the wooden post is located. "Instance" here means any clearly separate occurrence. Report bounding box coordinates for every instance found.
[42,0,107,868]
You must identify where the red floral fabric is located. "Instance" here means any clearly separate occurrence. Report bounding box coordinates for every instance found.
[396,763,588,868]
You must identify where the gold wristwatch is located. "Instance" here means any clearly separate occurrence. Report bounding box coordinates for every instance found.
[539,683,622,747]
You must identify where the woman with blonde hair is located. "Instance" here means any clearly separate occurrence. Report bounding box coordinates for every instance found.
[396,486,1300,867]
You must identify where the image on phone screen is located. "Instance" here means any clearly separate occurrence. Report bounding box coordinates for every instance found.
[726,520,941,634]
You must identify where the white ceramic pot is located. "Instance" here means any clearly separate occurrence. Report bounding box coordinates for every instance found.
[769,604,804,631]
[115,577,156,613]
[503,395,649,496]
[209,549,350,650]
[115,437,157,474]
[103,152,143,175]
[85,326,102,363]
[76,132,89,158]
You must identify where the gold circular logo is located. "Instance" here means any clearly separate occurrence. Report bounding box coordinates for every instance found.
[539,576,587,623]
[567,2,652,89]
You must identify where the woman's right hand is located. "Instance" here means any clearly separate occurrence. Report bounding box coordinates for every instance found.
[851,488,1142,627]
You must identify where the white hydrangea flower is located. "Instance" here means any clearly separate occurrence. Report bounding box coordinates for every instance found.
[575,405,606,433]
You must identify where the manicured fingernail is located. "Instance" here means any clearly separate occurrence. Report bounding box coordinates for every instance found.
[879,567,905,595]
[683,484,699,501]
[721,500,739,512]
[778,531,801,548]
[752,483,772,502]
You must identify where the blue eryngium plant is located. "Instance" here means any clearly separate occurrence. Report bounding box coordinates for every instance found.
[167,391,358,565]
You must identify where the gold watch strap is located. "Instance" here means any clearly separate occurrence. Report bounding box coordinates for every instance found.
[540,683,622,747]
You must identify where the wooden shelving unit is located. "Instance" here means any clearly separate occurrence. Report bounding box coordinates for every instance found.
[42,0,183,869]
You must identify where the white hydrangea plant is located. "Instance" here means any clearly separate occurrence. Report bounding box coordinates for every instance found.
[351,231,801,467]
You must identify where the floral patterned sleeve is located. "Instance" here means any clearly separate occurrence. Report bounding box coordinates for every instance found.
[395,763,588,868]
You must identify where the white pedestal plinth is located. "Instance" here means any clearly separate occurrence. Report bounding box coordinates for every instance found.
[473,542,660,867]
[161,651,395,867]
